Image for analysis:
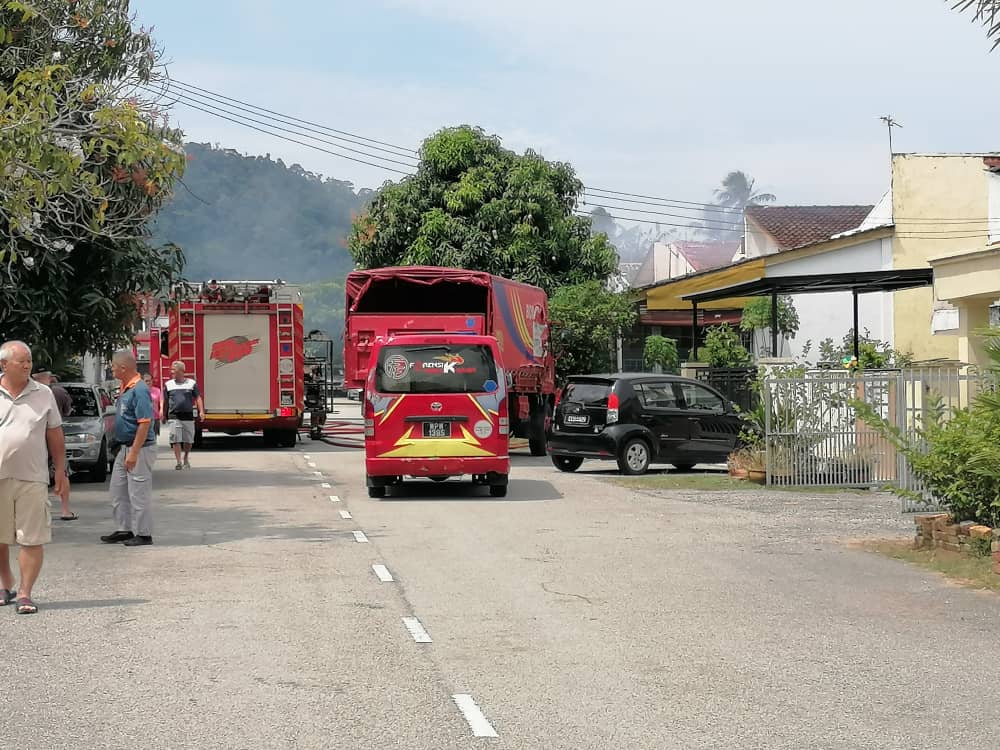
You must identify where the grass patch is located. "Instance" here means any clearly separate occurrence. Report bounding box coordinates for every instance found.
[614,473,869,494]
[862,540,1000,592]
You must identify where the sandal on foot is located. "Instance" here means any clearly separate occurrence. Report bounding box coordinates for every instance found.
[15,597,37,615]
[1,589,15,606]
[60,513,78,521]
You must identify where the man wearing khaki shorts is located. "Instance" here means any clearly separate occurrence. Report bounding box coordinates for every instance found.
[0,340,70,615]
[163,361,203,470]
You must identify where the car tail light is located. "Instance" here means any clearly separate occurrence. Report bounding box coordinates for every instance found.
[606,391,620,425]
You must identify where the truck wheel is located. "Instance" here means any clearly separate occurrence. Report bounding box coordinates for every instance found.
[194,425,204,449]
[528,402,550,457]
[367,484,387,498]
[489,484,508,498]
[278,429,298,448]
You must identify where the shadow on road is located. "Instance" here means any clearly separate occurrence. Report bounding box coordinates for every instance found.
[41,598,150,611]
[376,477,561,503]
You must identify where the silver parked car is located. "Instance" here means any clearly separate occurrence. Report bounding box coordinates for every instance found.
[61,383,116,482]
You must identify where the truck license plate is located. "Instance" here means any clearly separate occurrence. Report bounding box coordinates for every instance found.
[423,421,451,438]
[565,415,589,425]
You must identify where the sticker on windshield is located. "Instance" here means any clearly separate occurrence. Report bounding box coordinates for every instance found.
[383,354,410,381]
[474,419,493,439]
[483,379,498,393]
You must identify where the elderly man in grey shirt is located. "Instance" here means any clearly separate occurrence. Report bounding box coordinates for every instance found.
[0,340,69,615]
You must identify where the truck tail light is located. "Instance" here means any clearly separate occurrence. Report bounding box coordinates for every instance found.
[606,392,620,425]
[277,407,295,417]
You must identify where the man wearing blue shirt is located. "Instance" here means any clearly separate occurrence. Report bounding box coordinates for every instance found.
[101,351,157,547]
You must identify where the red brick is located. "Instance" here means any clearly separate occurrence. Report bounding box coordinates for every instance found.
[969,526,992,540]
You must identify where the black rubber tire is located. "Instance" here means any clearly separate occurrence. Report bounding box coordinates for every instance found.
[368,485,386,498]
[551,455,584,473]
[89,441,108,482]
[194,425,204,448]
[278,429,298,448]
[672,463,696,472]
[489,484,508,498]
[617,438,651,476]
[528,403,549,456]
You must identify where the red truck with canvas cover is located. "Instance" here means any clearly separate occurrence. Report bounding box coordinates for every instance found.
[344,266,556,455]
[159,280,305,447]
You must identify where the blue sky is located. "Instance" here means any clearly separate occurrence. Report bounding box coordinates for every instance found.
[135,0,1000,210]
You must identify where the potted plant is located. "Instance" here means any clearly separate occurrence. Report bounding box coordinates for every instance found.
[727,447,752,479]
[746,447,767,485]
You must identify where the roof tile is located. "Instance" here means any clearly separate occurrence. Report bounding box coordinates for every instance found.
[745,205,873,250]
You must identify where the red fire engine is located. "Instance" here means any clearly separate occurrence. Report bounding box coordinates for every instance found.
[154,280,305,447]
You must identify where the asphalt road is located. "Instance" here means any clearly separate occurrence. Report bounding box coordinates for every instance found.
[5,405,1000,749]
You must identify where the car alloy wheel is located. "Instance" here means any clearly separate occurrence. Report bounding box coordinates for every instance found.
[617,438,651,475]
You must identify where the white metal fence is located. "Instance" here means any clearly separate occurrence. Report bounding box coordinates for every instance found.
[762,368,992,512]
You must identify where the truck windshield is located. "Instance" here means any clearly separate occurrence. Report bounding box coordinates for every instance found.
[376,344,499,394]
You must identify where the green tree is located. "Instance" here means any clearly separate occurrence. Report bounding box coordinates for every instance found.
[702,323,753,368]
[954,0,1000,50]
[0,0,186,362]
[741,296,800,340]
[643,335,679,373]
[348,125,619,295]
[550,281,636,383]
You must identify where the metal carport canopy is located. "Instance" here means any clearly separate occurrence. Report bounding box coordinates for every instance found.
[680,268,934,359]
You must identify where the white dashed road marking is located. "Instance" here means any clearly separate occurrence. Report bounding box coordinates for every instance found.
[320,483,331,489]
[307,462,317,468]
[372,564,393,582]
[312,471,323,477]
[402,617,432,643]
[328,495,341,503]
[352,531,369,543]
[452,694,498,737]
[339,510,352,519]
[303,455,311,460]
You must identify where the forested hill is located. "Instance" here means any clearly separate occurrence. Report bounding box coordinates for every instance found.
[152,142,373,340]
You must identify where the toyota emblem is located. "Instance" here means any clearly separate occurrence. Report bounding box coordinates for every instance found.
[430,401,443,412]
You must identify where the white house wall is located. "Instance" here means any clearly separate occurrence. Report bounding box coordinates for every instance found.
[989,170,1000,245]
[765,236,894,361]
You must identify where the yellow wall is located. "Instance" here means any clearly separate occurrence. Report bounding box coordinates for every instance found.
[892,155,990,362]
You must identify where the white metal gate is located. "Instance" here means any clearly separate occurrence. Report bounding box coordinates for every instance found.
[762,368,990,512]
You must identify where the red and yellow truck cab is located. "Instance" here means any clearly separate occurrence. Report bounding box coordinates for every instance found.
[364,334,510,498]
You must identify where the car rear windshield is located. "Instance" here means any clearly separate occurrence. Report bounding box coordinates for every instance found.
[375,344,499,394]
[561,381,612,407]
[64,386,99,417]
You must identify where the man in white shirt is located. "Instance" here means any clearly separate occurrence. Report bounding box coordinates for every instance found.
[0,341,69,614]
[162,361,204,470]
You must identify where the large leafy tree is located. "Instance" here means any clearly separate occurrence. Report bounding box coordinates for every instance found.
[349,125,619,295]
[550,280,636,383]
[953,0,1000,49]
[0,0,186,363]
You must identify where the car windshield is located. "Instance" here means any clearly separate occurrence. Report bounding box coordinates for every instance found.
[64,386,99,417]
[375,344,498,394]
[562,382,611,407]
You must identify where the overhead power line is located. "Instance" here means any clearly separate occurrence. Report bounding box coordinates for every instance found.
[151,86,418,170]
[155,79,1000,233]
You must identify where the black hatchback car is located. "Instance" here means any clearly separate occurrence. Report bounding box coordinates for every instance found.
[547,374,746,475]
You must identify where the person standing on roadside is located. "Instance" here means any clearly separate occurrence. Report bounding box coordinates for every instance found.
[101,350,156,547]
[0,341,70,614]
[31,367,76,521]
[144,373,163,440]
[163,361,203,470]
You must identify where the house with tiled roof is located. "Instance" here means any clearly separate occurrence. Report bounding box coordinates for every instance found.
[629,152,1000,368]
[630,240,740,288]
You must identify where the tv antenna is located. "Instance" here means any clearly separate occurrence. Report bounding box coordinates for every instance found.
[879,115,903,155]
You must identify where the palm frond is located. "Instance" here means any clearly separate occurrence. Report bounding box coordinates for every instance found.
[952,0,1000,50]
